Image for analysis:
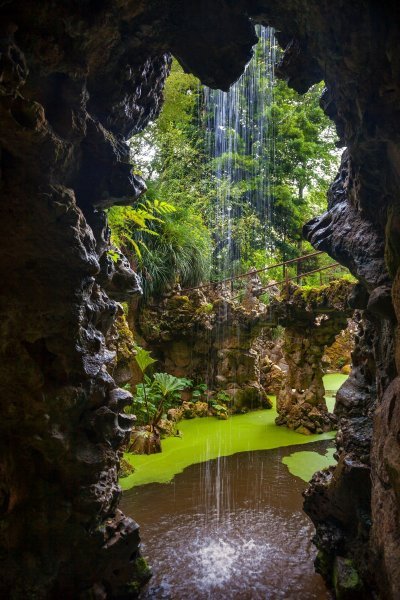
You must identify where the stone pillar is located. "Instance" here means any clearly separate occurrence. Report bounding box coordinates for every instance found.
[276,323,336,434]
[272,280,352,435]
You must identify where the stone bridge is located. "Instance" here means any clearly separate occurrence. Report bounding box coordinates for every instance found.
[132,278,354,433]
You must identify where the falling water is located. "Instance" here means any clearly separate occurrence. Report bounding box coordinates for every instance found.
[201,27,278,526]
[203,25,276,280]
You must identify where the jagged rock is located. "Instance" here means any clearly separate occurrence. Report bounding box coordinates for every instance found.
[261,357,285,394]
[370,377,400,597]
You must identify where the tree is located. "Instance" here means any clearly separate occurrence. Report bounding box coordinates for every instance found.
[110,39,346,295]
[268,80,340,260]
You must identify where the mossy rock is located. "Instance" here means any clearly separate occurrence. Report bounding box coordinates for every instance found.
[166,295,193,310]
[226,386,272,410]
[333,557,363,599]
[315,550,333,581]
[158,418,178,438]
[119,457,135,478]
[295,425,313,435]
[114,314,136,360]
[122,556,152,596]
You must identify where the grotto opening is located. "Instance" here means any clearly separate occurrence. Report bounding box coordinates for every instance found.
[1,1,400,599]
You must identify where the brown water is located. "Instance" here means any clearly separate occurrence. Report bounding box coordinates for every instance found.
[121,440,333,600]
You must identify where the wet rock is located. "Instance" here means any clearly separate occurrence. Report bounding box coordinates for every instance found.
[129,427,162,455]
[370,377,400,597]
[333,557,363,600]
[261,357,285,395]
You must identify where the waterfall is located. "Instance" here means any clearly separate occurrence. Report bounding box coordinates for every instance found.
[203,25,276,281]
[201,23,277,412]
[199,25,277,529]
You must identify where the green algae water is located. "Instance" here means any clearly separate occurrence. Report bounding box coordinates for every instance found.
[282,446,336,482]
[121,373,346,489]
[324,372,347,407]
[121,401,335,489]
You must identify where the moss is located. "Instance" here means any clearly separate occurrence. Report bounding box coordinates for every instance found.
[166,295,193,309]
[195,302,213,314]
[289,279,352,309]
[315,550,333,581]
[114,314,136,360]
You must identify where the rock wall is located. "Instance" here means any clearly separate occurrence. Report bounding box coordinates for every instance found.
[137,289,272,410]
[0,1,257,597]
[1,0,400,597]
[135,281,353,426]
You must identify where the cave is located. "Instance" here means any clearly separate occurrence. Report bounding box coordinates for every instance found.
[1,1,400,598]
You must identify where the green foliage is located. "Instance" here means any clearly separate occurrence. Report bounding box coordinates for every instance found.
[108,199,175,261]
[207,391,232,418]
[270,325,285,341]
[138,206,212,298]
[196,302,213,315]
[192,382,207,400]
[107,249,120,264]
[153,372,188,398]
[106,61,213,297]
[126,370,192,427]
[266,80,339,254]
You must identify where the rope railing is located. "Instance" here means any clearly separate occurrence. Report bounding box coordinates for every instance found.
[231,262,341,301]
[180,250,325,293]
[232,263,340,300]
[259,262,340,292]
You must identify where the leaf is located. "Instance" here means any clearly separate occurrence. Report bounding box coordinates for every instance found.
[134,346,157,374]
[121,233,143,259]
[141,228,159,236]
[152,372,188,397]
[107,249,120,264]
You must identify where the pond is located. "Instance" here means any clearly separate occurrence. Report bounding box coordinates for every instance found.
[120,374,346,598]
